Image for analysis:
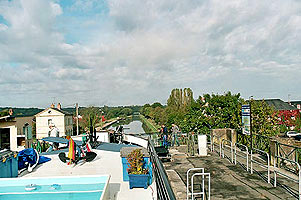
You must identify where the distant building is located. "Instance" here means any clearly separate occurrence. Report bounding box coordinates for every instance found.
[264,99,298,111]
[35,103,73,139]
[0,108,42,151]
[289,101,301,110]
[263,99,300,130]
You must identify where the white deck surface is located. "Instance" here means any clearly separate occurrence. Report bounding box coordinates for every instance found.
[20,148,156,200]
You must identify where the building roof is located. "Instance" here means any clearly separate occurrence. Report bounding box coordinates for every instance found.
[52,108,73,115]
[263,99,298,111]
[35,107,73,117]
[0,107,43,118]
[289,101,301,107]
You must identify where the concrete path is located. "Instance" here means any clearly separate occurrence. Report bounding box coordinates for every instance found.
[164,146,295,200]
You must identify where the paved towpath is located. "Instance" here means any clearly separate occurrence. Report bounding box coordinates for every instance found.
[164,145,295,200]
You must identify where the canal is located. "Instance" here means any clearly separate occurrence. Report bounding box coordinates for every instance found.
[109,116,146,134]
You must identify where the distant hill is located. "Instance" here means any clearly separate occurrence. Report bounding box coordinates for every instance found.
[0,107,43,117]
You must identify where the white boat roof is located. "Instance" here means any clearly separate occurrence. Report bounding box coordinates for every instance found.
[19,143,156,200]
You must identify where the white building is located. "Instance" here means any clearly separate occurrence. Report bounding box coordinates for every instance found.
[35,104,73,139]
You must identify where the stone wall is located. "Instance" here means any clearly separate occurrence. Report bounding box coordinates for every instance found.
[211,128,237,144]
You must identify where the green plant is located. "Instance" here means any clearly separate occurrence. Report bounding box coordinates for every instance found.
[127,149,148,175]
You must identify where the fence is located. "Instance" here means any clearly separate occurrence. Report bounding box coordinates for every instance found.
[147,137,176,200]
[186,168,210,200]
[276,142,301,171]
[251,148,270,184]
[234,143,249,171]
[133,131,301,199]
[212,131,301,199]
[274,155,301,200]
[221,139,234,163]
[237,133,270,153]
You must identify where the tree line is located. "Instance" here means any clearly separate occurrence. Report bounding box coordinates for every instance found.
[140,88,301,136]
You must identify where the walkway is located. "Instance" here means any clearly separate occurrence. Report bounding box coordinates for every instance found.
[164,146,294,200]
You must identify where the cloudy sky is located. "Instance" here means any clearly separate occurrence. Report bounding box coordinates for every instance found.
[0,0,300,108]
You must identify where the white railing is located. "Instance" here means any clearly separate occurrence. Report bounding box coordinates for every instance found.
[186,168,210,200]
[274,156,301,200]
[222,139,234,163]
[251,148,270,184]
[234,143,249,171]
[206,134,213,152]
[212,135,222,157]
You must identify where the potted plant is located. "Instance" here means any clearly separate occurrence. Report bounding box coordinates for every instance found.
[127,149,149,189]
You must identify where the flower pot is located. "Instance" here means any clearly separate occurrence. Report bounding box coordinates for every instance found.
[128,174,149,189]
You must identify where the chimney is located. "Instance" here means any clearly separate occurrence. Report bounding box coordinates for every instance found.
[9,109,13,116]
[50,103,55,108]
[57,103,61,110]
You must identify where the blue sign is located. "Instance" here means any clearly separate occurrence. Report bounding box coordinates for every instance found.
[242,105,251,135]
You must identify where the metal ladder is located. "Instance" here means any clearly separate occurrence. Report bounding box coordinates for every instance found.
[186,168,211,200]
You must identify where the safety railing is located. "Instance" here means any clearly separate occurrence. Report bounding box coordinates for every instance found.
[251,148,270,184]
[186,168,210,200]
[222,139,234,163]
[234,143,249,171]
[276,142,301,171]
[206,134,213,152]
[212,135,222,157]
[274,155,301,200]
[147,137,176,200]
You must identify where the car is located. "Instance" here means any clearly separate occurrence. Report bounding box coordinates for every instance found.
[286,131,301,138]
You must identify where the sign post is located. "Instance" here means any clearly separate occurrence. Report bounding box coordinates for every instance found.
[242,105,251,135]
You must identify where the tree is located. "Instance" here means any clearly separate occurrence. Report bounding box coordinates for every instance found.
[120,108,133,117]
[151,102,163,108]
[79,106,102,129]
[250,100,280,136]
[167,88,194,112]
[0,109,9,117]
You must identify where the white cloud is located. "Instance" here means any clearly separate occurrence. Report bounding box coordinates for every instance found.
[0,0,301,107]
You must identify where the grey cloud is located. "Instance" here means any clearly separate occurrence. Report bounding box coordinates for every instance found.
[0,0,301,107]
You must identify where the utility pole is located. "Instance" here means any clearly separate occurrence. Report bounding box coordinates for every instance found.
[76,103,79,135]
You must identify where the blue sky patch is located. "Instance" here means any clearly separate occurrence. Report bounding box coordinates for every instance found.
[0,15,9,26]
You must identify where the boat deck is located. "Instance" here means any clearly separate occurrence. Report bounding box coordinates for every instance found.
[19,143,156,200]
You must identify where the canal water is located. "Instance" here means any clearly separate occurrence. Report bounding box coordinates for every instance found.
[123,120,145,134]
[109,116,145,134]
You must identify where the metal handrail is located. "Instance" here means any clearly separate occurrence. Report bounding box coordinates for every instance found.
[212,135,222,157]
[222,139,234,163]
[251,148,270,184]
[276,141,301,164]
[187,168,204,200]
[148,138,176,200]
[206,134,213,152]
[234,143,249,171]
[191,173,211,200]
[274,155,301,200]
[186,168,210,200]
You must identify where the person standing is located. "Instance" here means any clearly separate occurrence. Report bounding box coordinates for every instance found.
[48,123,60,137]
[161,124,168,148]
[48,123,60,150]
[171,124,180,146]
